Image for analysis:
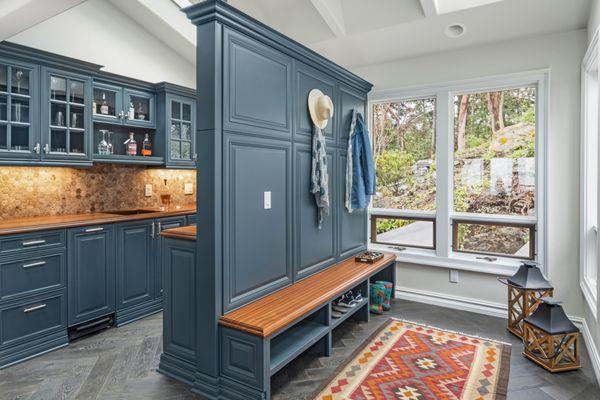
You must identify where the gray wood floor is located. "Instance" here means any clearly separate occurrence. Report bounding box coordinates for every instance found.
[0,300,598,400]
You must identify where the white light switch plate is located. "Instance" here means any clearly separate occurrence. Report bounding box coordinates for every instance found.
[450,269,459,283]
[145,184,152,197]
[264,191,271,209]
[184,183,194,195]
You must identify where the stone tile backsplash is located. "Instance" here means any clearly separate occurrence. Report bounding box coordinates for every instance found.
[0,165,196,221]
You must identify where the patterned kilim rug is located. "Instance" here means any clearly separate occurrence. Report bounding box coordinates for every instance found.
[312,318,511,400]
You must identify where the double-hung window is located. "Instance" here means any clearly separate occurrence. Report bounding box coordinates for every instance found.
[581,31,599,319]
[369,71,547,275]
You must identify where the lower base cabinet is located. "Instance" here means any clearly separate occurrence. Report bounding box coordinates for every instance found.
[67,225,115,327]
[115,215,186,326]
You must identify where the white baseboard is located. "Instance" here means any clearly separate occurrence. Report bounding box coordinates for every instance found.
[571,316,600,384]
[395,286,507,319]
[395,286,600,384]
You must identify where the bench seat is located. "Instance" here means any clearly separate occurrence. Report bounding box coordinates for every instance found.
[219,252,396,337]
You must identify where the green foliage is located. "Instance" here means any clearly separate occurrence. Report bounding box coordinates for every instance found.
[376,218,411,234]
[375,150,415,190]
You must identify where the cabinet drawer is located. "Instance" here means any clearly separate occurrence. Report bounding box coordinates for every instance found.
[0,252,66,302]
[0,292,66,348]
[0,231,66,257]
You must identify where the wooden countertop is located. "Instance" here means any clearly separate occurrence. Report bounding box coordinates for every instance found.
[219,252,396,337]
[160,225,197,241]
[0,205,196,236]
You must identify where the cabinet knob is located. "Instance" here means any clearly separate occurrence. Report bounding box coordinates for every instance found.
[33,143,41,154]
[43,144,50,154]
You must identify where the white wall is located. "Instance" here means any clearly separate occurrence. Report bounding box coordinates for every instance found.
[353,29,586,318]
[7,0,195,88]
[585,0,600,380]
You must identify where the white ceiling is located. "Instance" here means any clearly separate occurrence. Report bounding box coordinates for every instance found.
[0,0,592,71]
[227,0,592,69]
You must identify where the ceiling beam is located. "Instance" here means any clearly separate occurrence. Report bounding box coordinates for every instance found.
[0,0,86,41]
[310,0,346,38]
[419,0,439,17]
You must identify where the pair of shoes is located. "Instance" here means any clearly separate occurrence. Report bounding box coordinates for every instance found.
[334,290,365,310]
[332,310,343,319]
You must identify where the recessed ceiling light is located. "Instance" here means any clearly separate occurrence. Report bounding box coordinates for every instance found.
[445,23,466,38]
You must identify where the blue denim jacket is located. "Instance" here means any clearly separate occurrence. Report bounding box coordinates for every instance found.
[349,112,376,210]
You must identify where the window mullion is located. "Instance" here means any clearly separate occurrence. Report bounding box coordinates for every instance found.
[435,91,452,258]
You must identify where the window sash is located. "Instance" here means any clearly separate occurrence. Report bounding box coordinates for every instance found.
[368,71,547,269]
[370,214,436,250]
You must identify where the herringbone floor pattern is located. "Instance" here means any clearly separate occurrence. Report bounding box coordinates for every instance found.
[0,300,598,399]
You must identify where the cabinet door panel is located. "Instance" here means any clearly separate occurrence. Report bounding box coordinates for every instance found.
[223,135,292,311]
[68,225,115,326]
[92,83,123,125]
[155,216,186,299]
[294,144,336,278]
[124,89,155,128]
[295,62,336,142]
[223,28,292,138]
[116,221,154,310]
[163,239,196,363]
[166,94,196,168]
[0,58,39,162]
[338,152,367,258]
[338,85,366,145]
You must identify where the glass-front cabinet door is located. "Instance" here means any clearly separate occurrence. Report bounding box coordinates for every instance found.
[124,89,155,128]
[0,60,39,161]
[92,83,122,124]
[166,95,195,168]
[42,68,92,164]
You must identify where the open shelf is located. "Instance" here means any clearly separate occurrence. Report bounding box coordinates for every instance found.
[269,320,328,376]
[93,154,164,165]
[331,298,368,329]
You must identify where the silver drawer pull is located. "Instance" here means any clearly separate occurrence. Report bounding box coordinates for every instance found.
[23,304,47,313]
[22,239,46,246]
[22,261,47,269]
[85,227,104,233]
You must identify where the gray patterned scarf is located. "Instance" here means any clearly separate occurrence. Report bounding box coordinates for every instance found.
[311,126,329,229]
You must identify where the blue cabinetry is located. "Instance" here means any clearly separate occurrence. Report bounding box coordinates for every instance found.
[41,68,93,166]
[0,229,68,369]
[0,58,39,163]
[92,83,155,129]
[67,225,115,326]
[115,215,188,325]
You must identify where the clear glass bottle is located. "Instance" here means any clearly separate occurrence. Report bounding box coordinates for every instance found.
[137,102,146,121]
[100,93,109,115]
[128,101,135,120]
[98,130,109,155]
[141,133,152,157]
[124,132,137,156]
[107,131,113,155]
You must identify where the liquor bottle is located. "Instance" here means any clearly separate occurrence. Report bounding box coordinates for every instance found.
[92,99,97,115]
[124,132,137,156]
[128,101,135,120]
[98,130,109,155]
[100,93,109,115]
[141,133,152,156]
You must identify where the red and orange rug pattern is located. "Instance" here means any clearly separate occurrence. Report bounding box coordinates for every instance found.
[312,319,511,400]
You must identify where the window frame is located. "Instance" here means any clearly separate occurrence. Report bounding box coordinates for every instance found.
[581,29,600,320]
[370,213,436,250]
[368,70,548,276]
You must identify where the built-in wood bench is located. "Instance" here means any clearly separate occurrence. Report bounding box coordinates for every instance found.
[218,252,396,398]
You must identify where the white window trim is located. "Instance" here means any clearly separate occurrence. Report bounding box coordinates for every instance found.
[580,29,599,320]
[367,69,549,276]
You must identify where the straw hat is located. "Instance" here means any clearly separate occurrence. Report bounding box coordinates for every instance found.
[308,89,334,129]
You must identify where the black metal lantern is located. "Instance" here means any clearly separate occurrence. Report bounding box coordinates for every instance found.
[498,261,553,338]
[523,298,581,372]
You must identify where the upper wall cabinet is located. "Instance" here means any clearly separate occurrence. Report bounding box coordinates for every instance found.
[223,28,293,139]
[295,62,337,143]
[41,68,93,165]
[93,83,155,129]
[0,59,39,161]
[165,94,196,168]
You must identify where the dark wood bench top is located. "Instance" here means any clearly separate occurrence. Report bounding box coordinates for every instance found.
[219,252,396,337]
